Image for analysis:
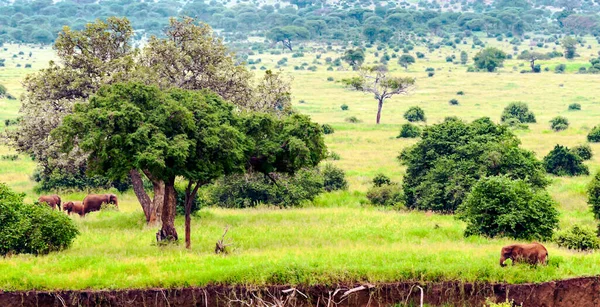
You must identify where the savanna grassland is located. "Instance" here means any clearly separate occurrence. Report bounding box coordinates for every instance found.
[2,35,600,291]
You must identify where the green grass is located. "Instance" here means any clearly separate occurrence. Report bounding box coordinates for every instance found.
[2,37,600,290]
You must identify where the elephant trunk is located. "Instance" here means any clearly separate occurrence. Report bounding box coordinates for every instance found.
[500,256,507,267]
[113,196,119,207]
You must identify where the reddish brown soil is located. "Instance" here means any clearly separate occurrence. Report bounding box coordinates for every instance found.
[1,277,598,306]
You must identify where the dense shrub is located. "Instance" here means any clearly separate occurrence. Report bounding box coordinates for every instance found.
[555,64,566,73]
[372,173,392,187]
[397,123,421,138]
[340,104,349,110]
[0,183,79,255]
[458,176,558,240]
[400,118,548,212]
[588,171,600,219]
[366,184,403,207]
[403,106,426,122]
[571,144,593,161]
[568,103,581,111]
[588,126,600,142]
[175,185,202,216]
[543,145,589,176]
[501,102,536,123]
[208,169,323,208]
[449,99,459,105]
[550,116,569,131]
[322,164,348,192]
[322,124,335,135]
[554,226,599,251]
[345,116,361,123]
[32,167,131,193]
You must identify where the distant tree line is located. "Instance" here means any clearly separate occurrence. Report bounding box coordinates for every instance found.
[1,0,600,46]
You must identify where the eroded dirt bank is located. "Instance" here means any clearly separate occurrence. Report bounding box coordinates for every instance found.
[1,277,599,307]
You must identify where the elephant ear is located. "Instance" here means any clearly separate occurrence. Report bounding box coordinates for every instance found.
[503,245,515,255]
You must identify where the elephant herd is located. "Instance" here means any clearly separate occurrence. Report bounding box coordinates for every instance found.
[37,193,118,217]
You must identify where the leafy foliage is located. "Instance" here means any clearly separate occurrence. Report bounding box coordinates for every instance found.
[550,116,569,131]
[403,106,426,122]
[501,102,536,123]
[543,145,589,176]
[400,117,548,213]
[458,176,558,240]
[571,144,593,161]
[568,103,581,111]
[372,173,392,187]
[588,126,600,142]
[322,124,335,135]
[397,123,421,138]
[208,169,323,208]
[588,171,600,220]
[554,226,599,251]
[322,164,348,192]
[0,183,79,256]
[366,184,403,207]
[473,47,507,72]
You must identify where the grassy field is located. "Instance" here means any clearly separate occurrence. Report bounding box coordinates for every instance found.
[1,35,600,290]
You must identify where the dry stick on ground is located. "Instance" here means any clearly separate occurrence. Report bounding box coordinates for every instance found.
[215,226,233,254]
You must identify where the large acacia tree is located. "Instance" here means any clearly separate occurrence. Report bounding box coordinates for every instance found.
[7,17,293,226]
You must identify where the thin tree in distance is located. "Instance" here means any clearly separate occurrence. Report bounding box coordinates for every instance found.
[342,66,415,124]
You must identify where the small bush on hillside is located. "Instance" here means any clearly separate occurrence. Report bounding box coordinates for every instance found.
[404,106,426,122]
[568,103,581,111]
[327,77,334,81]
[588,171,600,219]
[550,116,569,131]
[501,102,536,123]
[571,144,593,161]
[588,126,600,142]
[208,169,323,208]
[0,183,79,256]
[428,71,435,77]
[366,184,403,207]
[340,104,349,111]
[554,226,599,251]
[449,99,459,105]
[543,145,589,176]
[504,117,529,130]
[322,124,335,135]
[322,164,348,192]
[372,173,392,187]
[345,116,361,123]
[458,176,558,240]
[397,123,421,138]
[327,151,341,160]
[555,64,566,73]
[457,91,465,95]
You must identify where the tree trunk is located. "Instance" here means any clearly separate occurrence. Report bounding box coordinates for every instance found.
[530,59,535,72]
[184,181,202,249]
[376,99,384,124]
[156,176,178,242]
[143,170,164,226]
[129,169,152,223]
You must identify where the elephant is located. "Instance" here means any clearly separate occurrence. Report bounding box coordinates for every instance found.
[82,194,118,215]
[63,201,84,216]
[500,242,548,267]
[38,195,61,210]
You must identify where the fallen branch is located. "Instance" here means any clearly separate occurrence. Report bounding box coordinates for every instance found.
[215,226,233,254]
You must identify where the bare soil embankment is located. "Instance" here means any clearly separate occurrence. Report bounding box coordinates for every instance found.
[1,277,599,307]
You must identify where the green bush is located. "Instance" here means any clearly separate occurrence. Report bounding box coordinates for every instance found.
[571,144,593,160]
[543,145,589,176]
[550,116,569,131]
[0,84,6,96]
[175,184,203,216]
[372,173,392,187]
[458,176,558,240]
[322,124,335,135]
[208,169,323,208]
[400,118,548,213]
[568,103,581,111]
[555,64,566,73]
[403,106,426,122]
[345,116,361,123]
[588,126,600,142]
[397,123,421,138]
[554,226,599,251]
[449,99,459,105]
[341,104,349,110]
[501,102,536,123]
[0,183,79,256]
[588,171,600,219]
[322,164,348,192]
[366,184,403,207]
